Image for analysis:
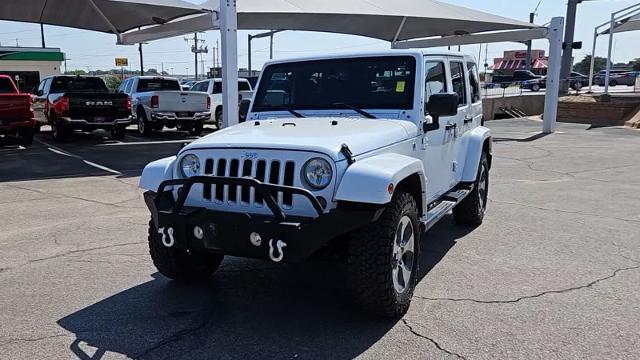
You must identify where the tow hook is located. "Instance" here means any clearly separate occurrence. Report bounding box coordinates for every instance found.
[158,227,175,248]
[268,239,287,262]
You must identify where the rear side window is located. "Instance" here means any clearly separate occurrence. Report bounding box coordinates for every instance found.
[50,77,108,93]
[239,81,251,91]
[450,62,467,106]
[424,61,447,104]
[0,77,16,93]
[467,62,480,103]
[136,79,181,92]
[125,79,134,94]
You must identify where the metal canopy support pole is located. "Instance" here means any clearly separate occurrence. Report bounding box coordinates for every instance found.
[560,0,580,94]
[604,14,616,95]
[219,0,239,128]
[587,29,598,92]
[543,17,565,134]
[248,34,252,75]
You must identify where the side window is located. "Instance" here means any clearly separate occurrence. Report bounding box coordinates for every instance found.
[125,79,134,94]
[424,61,447,105]
[117,79,127,93]
[450,62,467,107]
[212,82,222,94]
[467,62,481,103]
[43,78,53,94]
[37,79,46,94]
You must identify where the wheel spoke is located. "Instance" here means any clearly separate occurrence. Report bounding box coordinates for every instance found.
[402,220,413,248]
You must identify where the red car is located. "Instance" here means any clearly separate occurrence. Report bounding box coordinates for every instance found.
[0,75,35,146]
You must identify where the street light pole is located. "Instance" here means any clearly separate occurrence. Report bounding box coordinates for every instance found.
[525,12,535,71]
[40,24,45,48]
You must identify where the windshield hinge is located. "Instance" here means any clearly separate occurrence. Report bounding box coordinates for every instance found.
[341,144,355,166]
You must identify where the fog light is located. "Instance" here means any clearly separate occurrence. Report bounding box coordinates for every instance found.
[316,196,327,209]
[193,226,204,240]
[250,232,262,247]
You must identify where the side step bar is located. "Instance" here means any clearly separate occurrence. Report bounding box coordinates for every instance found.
[420,188,472,232]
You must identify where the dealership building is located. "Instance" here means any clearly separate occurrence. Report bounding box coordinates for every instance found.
[0,47,64,92]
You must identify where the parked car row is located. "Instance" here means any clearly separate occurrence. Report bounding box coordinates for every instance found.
[0,74,257,145]
[0,75,35,146]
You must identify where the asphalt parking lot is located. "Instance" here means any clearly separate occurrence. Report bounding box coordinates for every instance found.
[1,119,639,359]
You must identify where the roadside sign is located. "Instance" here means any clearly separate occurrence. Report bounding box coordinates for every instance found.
[115,58,129,67]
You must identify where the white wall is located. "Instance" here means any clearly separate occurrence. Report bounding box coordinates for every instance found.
[0,60,62,78]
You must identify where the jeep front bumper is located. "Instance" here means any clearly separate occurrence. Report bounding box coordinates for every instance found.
[144,176,383,263]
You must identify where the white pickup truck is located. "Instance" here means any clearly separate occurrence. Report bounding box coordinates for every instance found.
[139,50,490,317]
[191,78,253,129]
[119,76,210,136]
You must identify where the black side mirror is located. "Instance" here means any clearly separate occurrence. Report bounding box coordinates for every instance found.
[239,99,251,123]
[423,93,459,132]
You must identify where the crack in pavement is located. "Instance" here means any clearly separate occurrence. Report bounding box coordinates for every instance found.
[0,333,71,347]
[402,319,467,360]
[133,308,214,358]
[7,183,138,210]
[489,199,640,224]
[416,266,640,305]
[0,242,145,274]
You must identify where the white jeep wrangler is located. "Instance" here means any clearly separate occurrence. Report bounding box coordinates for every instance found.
[139,50,491,317]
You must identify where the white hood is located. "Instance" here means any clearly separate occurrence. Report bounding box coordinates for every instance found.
[184,117,418,161]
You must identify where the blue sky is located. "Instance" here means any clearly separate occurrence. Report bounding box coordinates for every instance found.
[0,0,638,75]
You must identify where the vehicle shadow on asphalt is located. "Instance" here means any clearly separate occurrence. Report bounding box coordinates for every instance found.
[56,216,472,360]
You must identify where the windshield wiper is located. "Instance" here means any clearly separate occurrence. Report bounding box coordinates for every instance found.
[264,105,305,118]
[332,103,377,119]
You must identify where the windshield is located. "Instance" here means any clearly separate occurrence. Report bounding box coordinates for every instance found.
[252,56,416,112]
[50,77,108,93]
[0,78,16,93]
[137,79,181,92]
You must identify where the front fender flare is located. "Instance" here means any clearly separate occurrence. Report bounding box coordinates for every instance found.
[335,154,426,212]
[139,156,176,191]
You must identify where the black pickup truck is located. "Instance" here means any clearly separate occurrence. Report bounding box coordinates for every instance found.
[33,76,132,141]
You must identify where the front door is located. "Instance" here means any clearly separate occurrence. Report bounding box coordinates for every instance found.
[445,59,470,188]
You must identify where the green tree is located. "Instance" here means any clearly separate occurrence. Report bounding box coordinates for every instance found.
[104,75,123,92]
[573,55,610,75]
[64,69,87,75]
[629,58,640,71]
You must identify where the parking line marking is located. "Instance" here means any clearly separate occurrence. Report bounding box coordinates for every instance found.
[34,138,122,176]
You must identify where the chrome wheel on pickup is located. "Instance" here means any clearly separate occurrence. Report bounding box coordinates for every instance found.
[348,192,420,317]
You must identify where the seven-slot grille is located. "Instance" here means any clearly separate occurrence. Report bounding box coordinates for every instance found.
[202,157,296,209]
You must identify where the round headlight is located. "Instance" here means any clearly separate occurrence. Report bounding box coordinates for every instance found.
[303,158,333,189]
[179,154,200,178]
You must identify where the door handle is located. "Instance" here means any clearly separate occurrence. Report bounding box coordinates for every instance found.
[464,117,473,124]
[445,123,457,131]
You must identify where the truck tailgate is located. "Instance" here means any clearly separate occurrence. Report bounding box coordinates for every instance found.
[66,92,129,120]
[157,91,208,112]
[0,94,32,123]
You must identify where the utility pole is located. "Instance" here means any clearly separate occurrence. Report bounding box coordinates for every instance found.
[40,24,45,48]
[560,0,582,94]
[139,42,144,76]
[185,33,207,79]
[525,12,535,70]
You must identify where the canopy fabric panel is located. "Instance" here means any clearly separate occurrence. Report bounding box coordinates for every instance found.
[601,13,640,35]
[0,0,206,34]
[120,0,540,44]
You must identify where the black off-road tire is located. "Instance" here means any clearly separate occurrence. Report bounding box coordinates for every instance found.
[111,126,126,140]
[609,80,618,87]
[137,110,153,137]
[51,117,68,142]
[148,220,224,282]
[348,192,421,317]
[215,107,223,129]
[453,152,489,226]
[188,122,204,136]
[19,127,34,146]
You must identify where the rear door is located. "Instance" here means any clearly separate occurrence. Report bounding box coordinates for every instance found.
[446,58,470,187]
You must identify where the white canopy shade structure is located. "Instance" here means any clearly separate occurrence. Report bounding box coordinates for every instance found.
[588,3,640,94]
[119,0,537,44]
[0,0,207,42]
[1,0,565,133]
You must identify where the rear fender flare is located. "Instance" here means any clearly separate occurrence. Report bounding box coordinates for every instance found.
[461,126,492,182]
